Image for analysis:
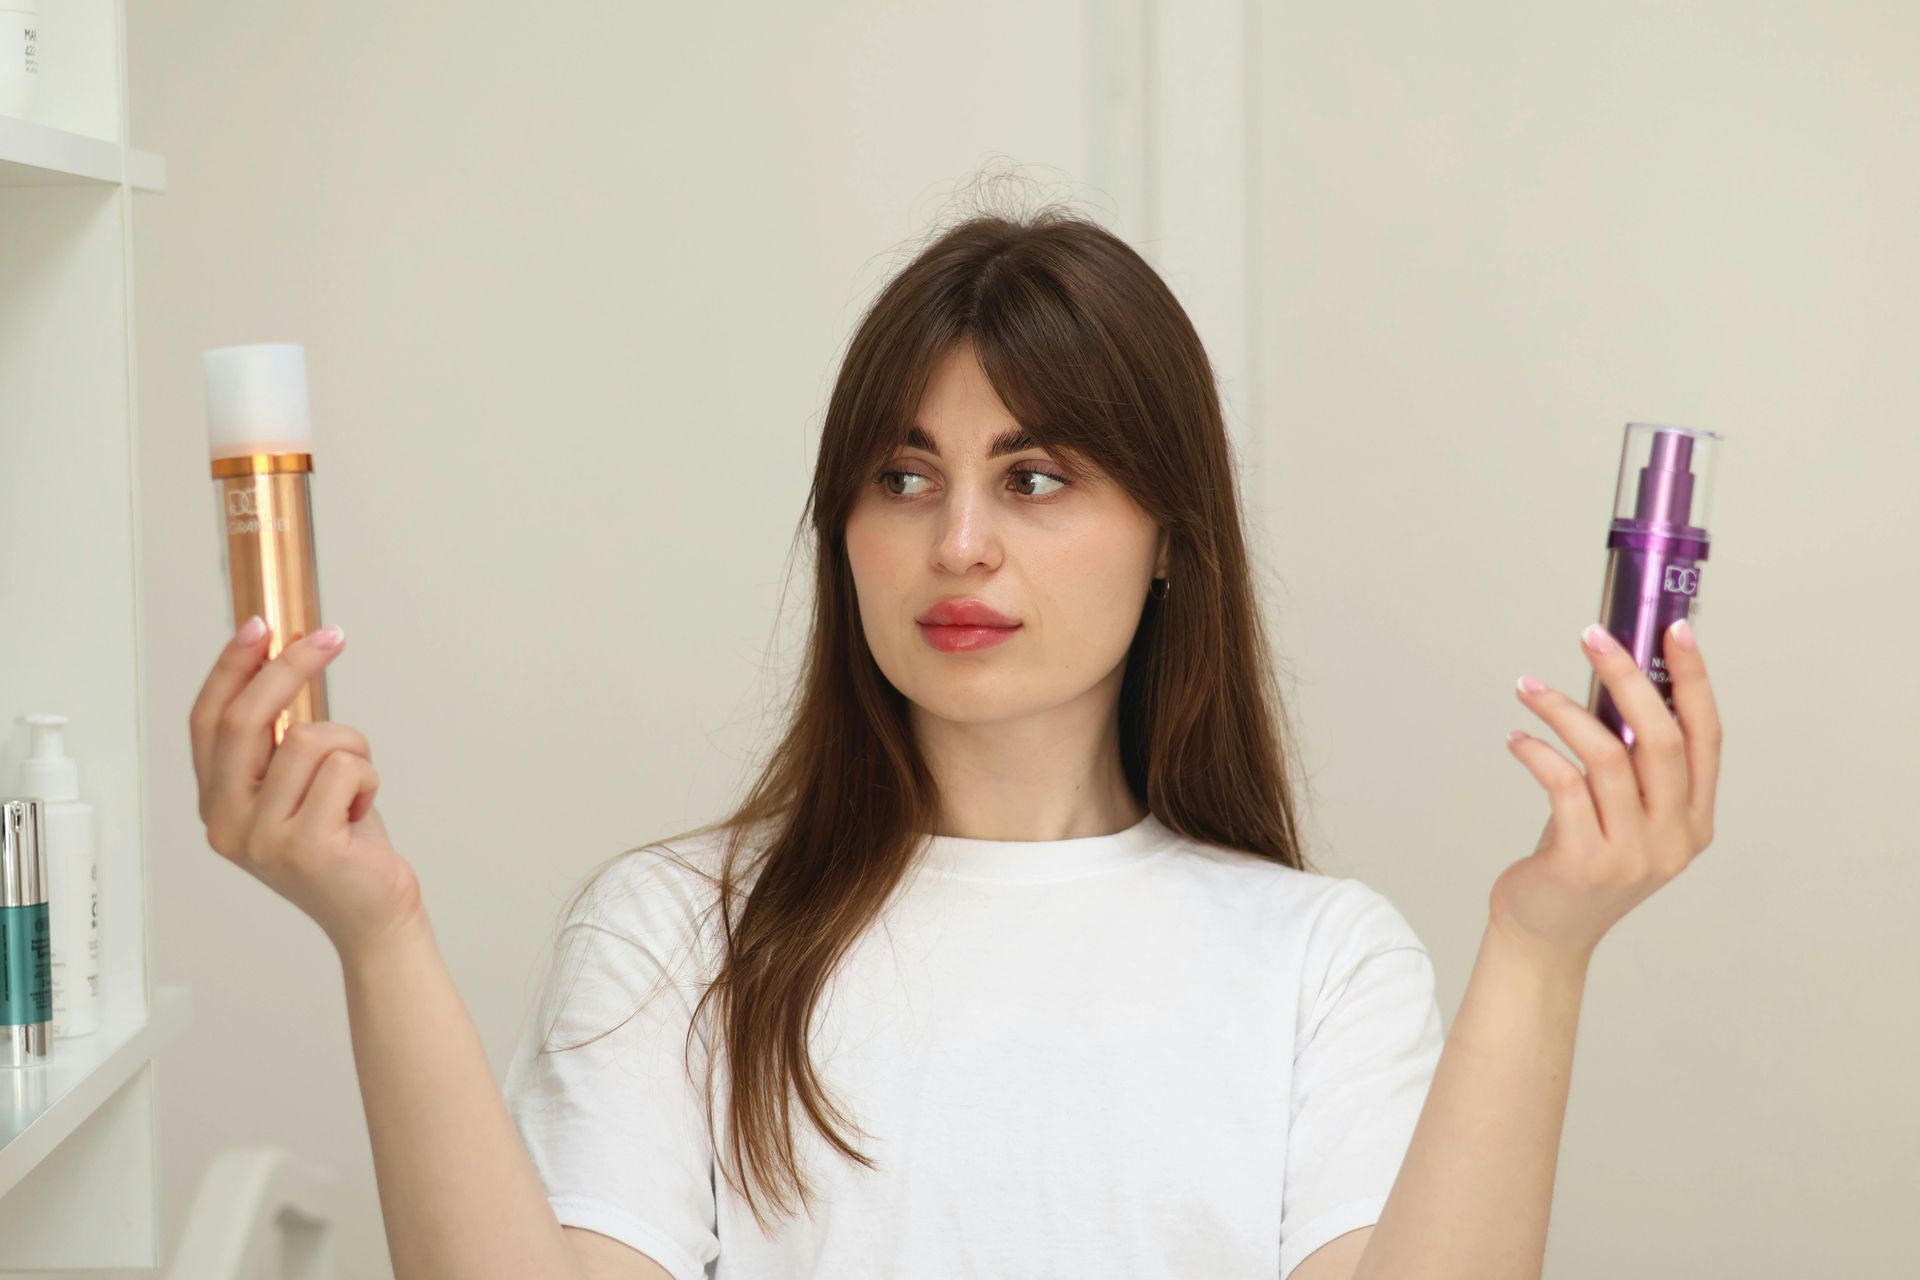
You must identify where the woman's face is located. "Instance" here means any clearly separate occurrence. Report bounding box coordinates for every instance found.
[844,341,1168,727]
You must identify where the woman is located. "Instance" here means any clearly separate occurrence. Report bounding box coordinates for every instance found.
[189,208,1722,1280]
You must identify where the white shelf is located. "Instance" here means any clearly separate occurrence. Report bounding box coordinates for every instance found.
[0,113,165,191]
[0,0,179,1267]
[0,984,192,1200]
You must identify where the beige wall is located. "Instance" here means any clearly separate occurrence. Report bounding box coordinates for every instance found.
[127,3,1110,1277]
[121,2,1912,1277]
[1254,4,1916,1275]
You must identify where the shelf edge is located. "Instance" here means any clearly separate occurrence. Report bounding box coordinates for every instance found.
[0,984,193,1201]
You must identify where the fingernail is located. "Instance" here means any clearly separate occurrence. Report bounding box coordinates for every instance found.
[1581,623,1619,654]
[310,624,344,649]
[236,615,265,645]
[1518,674,1548,695]
[1670,618,1696,651]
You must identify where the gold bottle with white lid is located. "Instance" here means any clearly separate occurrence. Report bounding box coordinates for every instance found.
[203,343,329,745]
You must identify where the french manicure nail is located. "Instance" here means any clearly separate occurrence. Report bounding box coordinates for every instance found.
[1581,623,1618,654]
[1671,618,1696,651]
[311,624,344,649]
[1518,674,1547,695]
[236,615,265,644]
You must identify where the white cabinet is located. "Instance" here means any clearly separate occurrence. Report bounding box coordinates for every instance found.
[0,0,188,1269]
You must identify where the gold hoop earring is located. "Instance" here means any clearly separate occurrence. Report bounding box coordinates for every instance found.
[1149,576,1170,601]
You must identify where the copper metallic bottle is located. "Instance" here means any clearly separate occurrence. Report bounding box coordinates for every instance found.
[203,343,329,745]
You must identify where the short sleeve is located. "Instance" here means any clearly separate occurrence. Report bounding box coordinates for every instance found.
[502,851,722,1280]
[1278,878,1444,1280]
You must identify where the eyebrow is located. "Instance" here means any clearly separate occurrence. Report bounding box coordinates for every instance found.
[902,424,1039,459]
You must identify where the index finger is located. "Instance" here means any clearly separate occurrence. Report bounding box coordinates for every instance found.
[208,624,346,796]
[188,615,271,784]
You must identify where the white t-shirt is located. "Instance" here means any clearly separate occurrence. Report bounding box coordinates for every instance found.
[502,811,1443,1280]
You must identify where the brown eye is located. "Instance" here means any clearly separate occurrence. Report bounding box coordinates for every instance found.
[875,469,931,498]
[1012,469,1070,498]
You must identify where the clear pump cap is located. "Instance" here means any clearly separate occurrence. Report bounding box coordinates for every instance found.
[1609,422,1722,539]
[202,343,313,460]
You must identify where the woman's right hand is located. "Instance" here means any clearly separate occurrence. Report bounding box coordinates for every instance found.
[189,618,424,959]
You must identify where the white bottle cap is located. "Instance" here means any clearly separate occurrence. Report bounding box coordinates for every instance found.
[19,713,78,802]
[202,343,313,460]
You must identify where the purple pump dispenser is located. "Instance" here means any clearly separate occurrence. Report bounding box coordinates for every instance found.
[1587,422,1723,750]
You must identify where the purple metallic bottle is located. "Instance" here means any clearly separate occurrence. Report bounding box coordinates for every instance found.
[1587,422,1724,751]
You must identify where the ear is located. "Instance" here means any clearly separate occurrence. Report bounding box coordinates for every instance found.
[1153,528,1170,579]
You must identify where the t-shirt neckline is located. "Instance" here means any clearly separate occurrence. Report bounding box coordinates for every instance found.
[912,811,1177,882]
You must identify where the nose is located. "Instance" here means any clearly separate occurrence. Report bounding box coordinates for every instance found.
[929,486,1003,577]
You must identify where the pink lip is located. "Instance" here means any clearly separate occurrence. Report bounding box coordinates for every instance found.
[916,621,1021,653]
[917,597,1020,628]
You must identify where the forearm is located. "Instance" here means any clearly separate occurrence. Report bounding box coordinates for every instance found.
[339,909,581,1280]
[1352,921,1590,1280]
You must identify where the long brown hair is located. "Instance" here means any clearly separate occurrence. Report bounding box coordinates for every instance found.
[541,198,1315,1234]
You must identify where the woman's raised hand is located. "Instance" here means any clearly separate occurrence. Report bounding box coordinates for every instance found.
[188,618,424,959]
[1492,617,1723,965]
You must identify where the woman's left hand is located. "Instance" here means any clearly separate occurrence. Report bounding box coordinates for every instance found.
[1490,618,1723,965]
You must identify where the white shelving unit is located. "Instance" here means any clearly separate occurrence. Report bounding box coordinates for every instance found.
[0,0,189,1270]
